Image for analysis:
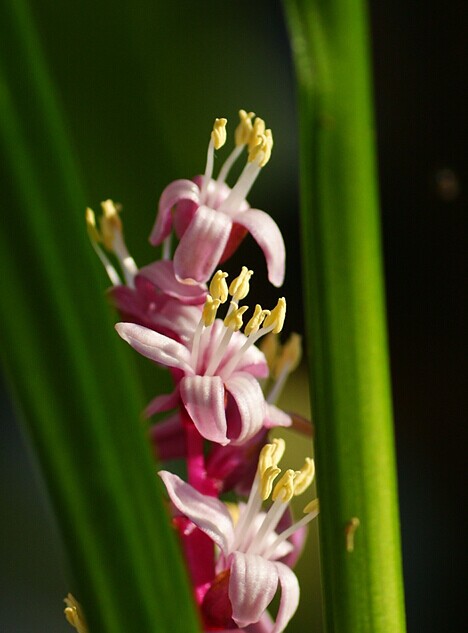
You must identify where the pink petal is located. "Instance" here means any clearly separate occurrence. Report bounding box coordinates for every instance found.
[174,205,232,284]
[229,552,278,628]
[224,372,265,444]
[149,413,185,460]
[150,179,200,245]
[233,209,286,287]
[271,563,300,633]
[244,611,274,633]
[138,260,207,305]
[180,375,229,445]
[144,388,180,418]
[115,323,193,373]
[263,404,292,429]
[159,471,234,553]
[217,329,268,380]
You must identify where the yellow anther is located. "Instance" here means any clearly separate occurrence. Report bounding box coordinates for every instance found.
[224,304,248,331]
[272,469,296,502]
[245,305,270,336]
[263,297,286,334]
[293,458,315,496]
[248,117,266,150]
[249,128,274,167]
[85,208,101,243]
[258,438,285,475]
[303,499,320,515]
[259,332,280,372]
[209,270,229,303]
[64,594,88,633]
[229,266,253,302]
[274,333,303,379]
[211,117,228,150]
[235,110,255,146]
[260,466,281,500]
[271,437,286,465]
[99,199,123,251]
[202,295,221,326]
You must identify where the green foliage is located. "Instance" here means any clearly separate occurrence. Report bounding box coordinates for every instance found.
[0,1,199,631]
[283,1,407,632]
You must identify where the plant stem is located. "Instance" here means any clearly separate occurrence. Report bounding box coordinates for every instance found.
[283,1,407,632]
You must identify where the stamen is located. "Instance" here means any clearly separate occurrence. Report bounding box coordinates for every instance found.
[244,305,270,336]
[99,200,138,287]
[85,208,121,286]
[223,304,248,331]
[293,458,315,496]
[204,303,247,376]
[235,110,255,147]
[209,270,229,303]
[64,594,88,633]
[213,111,253,200]
[211,117,228,150]
[219,297,285,380]
[258,438,285,474]
[259,332,280,373]
[272,469,296,503]
[263,297,286,334]
[201,118,227,200]
[266,332,302,404]
[248,129,273,167]
[248,117,266,151]
[191,295,220,369]
[262,499,320,561]
[260,465,281,501]
[202,295,221,327]
[229,266,253,303]
[246,494,289,555]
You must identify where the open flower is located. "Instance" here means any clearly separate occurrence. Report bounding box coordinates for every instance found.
[116,268,287,446]
[149,111,285,287]
[160,439,319,633]
[86,201,207,341]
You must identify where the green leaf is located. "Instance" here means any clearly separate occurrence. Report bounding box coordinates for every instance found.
[282,1,407,632]
[0,1,199,631]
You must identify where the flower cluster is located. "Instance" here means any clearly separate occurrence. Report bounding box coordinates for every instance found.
[67,112,317,633]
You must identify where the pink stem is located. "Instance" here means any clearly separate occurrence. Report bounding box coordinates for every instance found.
[182,407,218,497]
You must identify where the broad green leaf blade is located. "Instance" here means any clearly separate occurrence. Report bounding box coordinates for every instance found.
[0,2,199,631]
[283,1,407,632]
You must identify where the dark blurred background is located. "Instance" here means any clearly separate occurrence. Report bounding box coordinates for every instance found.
[1,1,466,631]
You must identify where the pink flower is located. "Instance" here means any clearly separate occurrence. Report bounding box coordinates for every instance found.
[160,440,319,633]
[116,268,287,446]
[149,112,285,287]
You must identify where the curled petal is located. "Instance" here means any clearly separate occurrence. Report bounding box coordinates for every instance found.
[263,404,292,429]
[139,260,207,305]
[180,375,229,445]
[115,323,193,373]
[159,471,234,553]
[271,563,300,633]
[234,209,286,287]
[224,372,265,444]
[229,552,278,629]
[150,179,200,245]
[174,205,232,284]
[145,388,180,418]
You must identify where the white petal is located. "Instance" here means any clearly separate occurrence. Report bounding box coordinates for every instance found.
[224,372,265,444]
[271,562,300,633]
[229,552,279,628]
[159,471,234,553]
[234,209,285,287]
[180,375,229,445]
[115,323,193,374]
